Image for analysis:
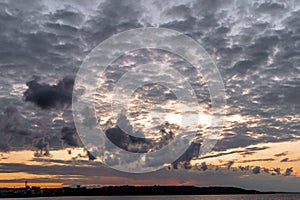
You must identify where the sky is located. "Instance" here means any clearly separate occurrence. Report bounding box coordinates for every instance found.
[0,0,300,192]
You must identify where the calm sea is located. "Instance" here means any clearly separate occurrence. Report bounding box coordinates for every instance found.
[8,194,300,200]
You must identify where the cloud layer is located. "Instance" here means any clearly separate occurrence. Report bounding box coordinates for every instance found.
[0,0,299,190]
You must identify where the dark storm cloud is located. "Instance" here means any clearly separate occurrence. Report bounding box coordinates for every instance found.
[60,126,82,147]
[23,76,74,109]
[105,114,175,153]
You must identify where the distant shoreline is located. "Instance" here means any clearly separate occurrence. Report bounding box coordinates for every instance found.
[0,185,285,198]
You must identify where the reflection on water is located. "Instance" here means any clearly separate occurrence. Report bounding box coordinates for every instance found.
[15,194,300,200]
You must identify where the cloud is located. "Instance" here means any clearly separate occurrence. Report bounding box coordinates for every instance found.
[284,167,293,176]
[160,0,300,153]
[280,158,300,163]
[0,107,34,151]
[273,168,281,175]
[87,150,96,161]
[0,0,299,190]
[263,168,270,174]
[200,162,208,171]
[0,106,62,153]
[245,146,269,151]
[255,2,286,14]
[0,0,297,156]
[199,146,269,160]
[234,165,293,177]
[104,113,175,154]
[227,161,234,169]
[47,8,85,27]
[280,158,289,162]
[23,76,74,109]
[274,152,288,157]
[171,142,200,170]
[239,158,275,163]
[82,0,143,47]
[239,165,249,172]
[60,126,82,147]
[33,138,50,157]
[252,166,261,174]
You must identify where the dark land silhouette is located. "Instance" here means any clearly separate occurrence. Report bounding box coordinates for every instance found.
[0,185,276,198]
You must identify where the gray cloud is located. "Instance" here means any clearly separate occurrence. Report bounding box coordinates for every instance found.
[82,0,144,47]
[60,126,82,147]
[227,161,234,169]
[24,76,74,109]
[0,0,299,190]
[239,165,250,172]
[103,113,175,154]
[252,166,261,174]
[0,106,58,154]
[200,162,208,171]
[159,0,300,153]
[281,158,289,162]
[0,107,33,151]
[274,152,288,157]
[284,167,293,176]
[33,138,50,157]
[171,142,200,170]
[274,168,281,175]
[1,0,297,156]
[239,158,275,163]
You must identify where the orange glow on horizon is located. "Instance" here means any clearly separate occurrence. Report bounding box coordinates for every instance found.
[0,182,63,188]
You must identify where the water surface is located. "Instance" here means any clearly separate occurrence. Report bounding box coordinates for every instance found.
[9,194,300,200]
